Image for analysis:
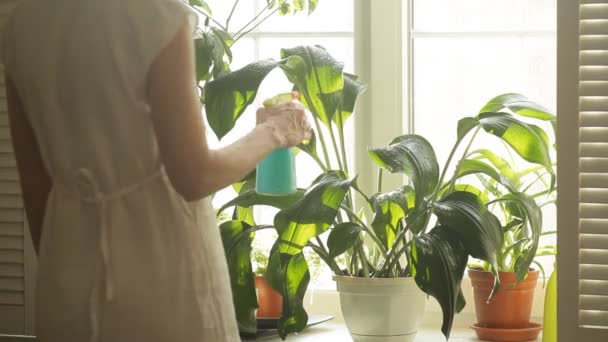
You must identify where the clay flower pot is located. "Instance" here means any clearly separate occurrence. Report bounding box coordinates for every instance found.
[469,269,539,329]
[254,275,282,318]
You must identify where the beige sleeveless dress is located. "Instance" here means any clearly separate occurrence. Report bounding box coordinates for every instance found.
[2,0,239,341]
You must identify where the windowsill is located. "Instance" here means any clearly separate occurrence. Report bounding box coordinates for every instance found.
[0,277,547,341]
[304,276,547,324]
[257,323,543,341]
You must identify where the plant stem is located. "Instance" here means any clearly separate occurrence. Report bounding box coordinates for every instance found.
[315,236,329,257]
[374,208,430,276]
[191,6,226,30]
[341,205,387,253]
[225,0,240,30]
[336,115,350,175]
[448,127,482,194]
[307,242,343,275]
[433,134,466,202]
[329,125,345,171]
[377,168,384,193]
[233,8,279,43]
[357,241,370,277]
[307,151,329,172]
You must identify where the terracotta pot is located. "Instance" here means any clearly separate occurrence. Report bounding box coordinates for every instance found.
[469,269,539,329]
[255,276,282,318]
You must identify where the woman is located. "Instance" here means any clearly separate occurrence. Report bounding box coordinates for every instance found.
[2,0,311,341]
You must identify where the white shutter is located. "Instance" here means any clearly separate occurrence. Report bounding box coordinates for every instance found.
[558,0,608,340]
[0,0,36,337]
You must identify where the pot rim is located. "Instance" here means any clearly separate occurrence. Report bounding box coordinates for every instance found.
[333,275,416,285]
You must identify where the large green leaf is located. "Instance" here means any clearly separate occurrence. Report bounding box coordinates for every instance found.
[477,112,553,171]
[456,159,517,193]
[219,220,257,334]
[327,223,364,258]
[204,59,283,139]
[433,191,504,299]
[370,187,414,248]
[274,171,355,255]
[333,73,367,129]
[218,189,305,214]
[410,226,468,340]
[480,93,556,121]
[368,134,439,213]
[280,46,344,127]
[277,253,310,339]
[498,192,542,282]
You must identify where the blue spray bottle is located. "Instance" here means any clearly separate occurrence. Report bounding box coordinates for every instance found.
[256,92,300,195]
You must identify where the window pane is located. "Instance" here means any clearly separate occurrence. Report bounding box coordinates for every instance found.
[413,36,556,164]
[257,0,354,32]
[413,0,556,32]
[412,34,557,273]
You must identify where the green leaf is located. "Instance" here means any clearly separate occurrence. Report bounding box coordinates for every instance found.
[277,253,310,339]
[280,46,344,127]
[477,112,553,171]
[368,134,439,213]
[469,149,519,188]
[194,34,215,82]
[333,73,367,129]
[274,171,355,255]
[480,93,556,121]
[327,223,364,258]
[219,220,257,334]
[297,129,320,165]
[410,226,468,340]
[456,159,517,193]
[205,59,283,139]
[188,0,212,14]
[308,0,319,13]
[293,0,305,11]
[218,189,305,214]
[458,117,479,141]
[439,184,489,204]
[433,191,504,299]
[498,192,542,283]
[370,187,413,248]
[278,2,292,15]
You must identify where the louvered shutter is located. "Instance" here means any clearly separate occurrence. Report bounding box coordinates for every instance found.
[0,0,36,337]
[557,0,608,340]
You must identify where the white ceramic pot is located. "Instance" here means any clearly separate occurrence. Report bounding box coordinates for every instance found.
[334,276,426,342]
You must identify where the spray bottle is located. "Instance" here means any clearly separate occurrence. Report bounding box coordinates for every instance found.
[256,91,300,195]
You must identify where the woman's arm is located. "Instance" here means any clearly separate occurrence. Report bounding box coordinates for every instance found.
[147,24,309,201]
[6,76,51,254]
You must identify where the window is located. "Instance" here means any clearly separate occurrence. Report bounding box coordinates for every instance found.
[409,0,558,274]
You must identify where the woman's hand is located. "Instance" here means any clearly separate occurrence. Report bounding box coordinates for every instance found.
[256,101,313,148]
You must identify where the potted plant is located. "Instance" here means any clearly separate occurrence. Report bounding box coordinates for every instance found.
[204,40,556,340]
[251,237,283,319]
[456,102,558,340]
